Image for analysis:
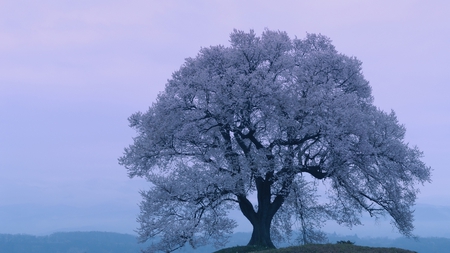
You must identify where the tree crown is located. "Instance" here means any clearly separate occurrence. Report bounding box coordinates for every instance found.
[119,29,431,253]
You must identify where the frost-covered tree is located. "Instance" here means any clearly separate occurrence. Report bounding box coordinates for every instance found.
[119,29,431,252]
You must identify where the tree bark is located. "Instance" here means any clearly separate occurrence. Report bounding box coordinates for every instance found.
[238,199,276,248]
[247,213,275,248]
[237,175,284,249]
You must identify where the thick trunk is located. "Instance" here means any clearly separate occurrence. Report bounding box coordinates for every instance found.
[248,214,275,248]
[237,175,285,249]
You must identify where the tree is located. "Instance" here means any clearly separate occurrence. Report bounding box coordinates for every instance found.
[119,29,431,252]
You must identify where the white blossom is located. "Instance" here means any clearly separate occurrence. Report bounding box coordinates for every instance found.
[119,29,431,252]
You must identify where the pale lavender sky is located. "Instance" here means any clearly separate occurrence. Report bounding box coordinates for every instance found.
[1,0,449,237]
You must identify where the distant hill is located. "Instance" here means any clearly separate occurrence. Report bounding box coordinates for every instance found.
[326,233,450,253]
[0,231,449,253]
[0,232,144,253]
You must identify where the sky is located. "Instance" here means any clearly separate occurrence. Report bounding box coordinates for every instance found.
[1,0,449,238]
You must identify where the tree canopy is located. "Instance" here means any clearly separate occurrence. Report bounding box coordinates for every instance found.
[119,29,431,253]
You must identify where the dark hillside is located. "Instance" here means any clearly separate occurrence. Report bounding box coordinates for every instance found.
[214,244,416,253]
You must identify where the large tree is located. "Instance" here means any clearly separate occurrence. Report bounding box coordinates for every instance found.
[119,29,431,252]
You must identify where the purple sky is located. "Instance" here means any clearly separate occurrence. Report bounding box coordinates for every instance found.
[1,1,449,237]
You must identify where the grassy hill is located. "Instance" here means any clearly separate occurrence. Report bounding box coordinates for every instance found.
[214,244,416,253]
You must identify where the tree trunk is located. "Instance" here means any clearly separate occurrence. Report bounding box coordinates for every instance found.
[237,175,284,249]
[248,214,275,248]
